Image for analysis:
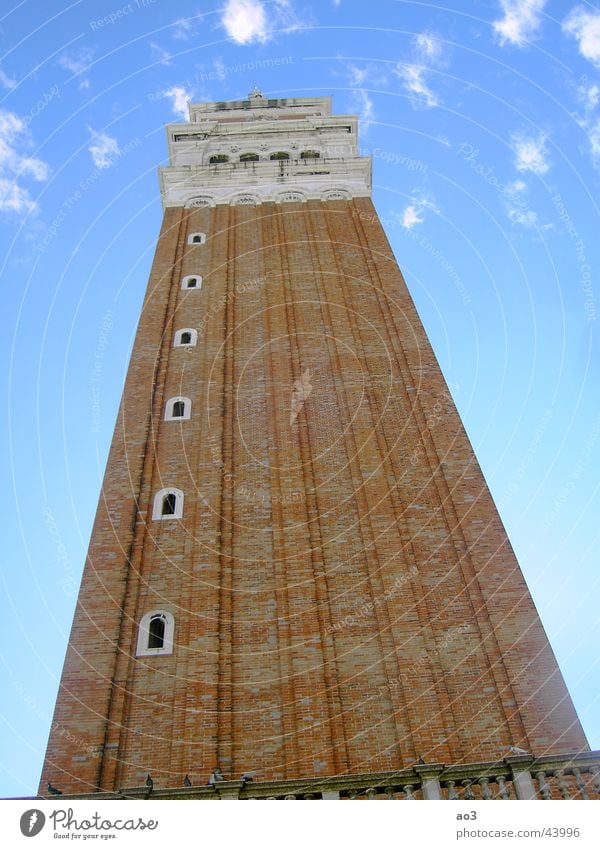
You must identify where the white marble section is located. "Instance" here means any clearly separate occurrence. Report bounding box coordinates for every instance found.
[159,93,372,206]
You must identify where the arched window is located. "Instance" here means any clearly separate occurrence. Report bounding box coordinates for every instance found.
[174,328,197,347]
[136,611,175,656]
[187,232,206,245]
[148,615,165,648]
[152,487,184,520]
[240,152,259,162]
[270,151,289,160]
[165,396,191,421]
[300,150,320,159]
[209,154,229,164]
[182,275,202,289]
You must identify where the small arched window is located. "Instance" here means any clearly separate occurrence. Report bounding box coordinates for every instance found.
[300,150,320,159]
[270,151,289,160]
[165,396,191,420]
[188,232,206,245]
[240,152,259,162]
[148,615,165,648]
[174,328,197,347]
[136,611,175,656]
[152,487,184,520]
[182,275,202,290]
[209,154,229,164]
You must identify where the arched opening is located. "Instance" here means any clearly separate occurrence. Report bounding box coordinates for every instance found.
[148,615,166,649]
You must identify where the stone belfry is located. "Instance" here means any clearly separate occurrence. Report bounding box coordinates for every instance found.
[40,90,588,798]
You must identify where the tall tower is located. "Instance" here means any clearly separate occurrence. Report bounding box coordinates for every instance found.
[40,92,588,798]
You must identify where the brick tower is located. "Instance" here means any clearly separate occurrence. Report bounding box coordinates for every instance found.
[39,92,589,799]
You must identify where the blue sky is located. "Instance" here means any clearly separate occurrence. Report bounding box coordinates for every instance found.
[1,0,599,796]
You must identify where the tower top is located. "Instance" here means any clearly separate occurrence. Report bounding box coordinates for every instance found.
[186,94,332,123]
[159,93,370,208]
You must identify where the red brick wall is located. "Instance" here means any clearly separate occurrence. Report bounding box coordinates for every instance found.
[40,198,588,794]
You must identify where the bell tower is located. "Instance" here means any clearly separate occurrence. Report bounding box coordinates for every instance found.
[39,91,588,797]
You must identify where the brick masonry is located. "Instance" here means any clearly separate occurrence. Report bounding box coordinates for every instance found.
[39,196,588,795]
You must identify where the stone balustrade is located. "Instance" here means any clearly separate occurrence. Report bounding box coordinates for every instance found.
[30,750,600,801]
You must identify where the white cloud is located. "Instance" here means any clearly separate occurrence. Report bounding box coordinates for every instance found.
[349,87,375,128]
[397,64,439,108]
[0,68,16,89]
[415,32,443,59]
[563,7,600,67]
[162,86,192,120]
[88,128,119,170]
[511,132,550,175]
[222,0,268,44]
[401,204,424,229]
[58,48,94,88]
[506,203,538,227]
[399,193,438,229]
[0,109,49,215]
[493,0,547,47]
[221,0,302,45]
[586,117,600,159]
[396,29,446,110]
[578,80,600,111]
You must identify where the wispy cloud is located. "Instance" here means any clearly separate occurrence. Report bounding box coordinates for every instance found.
[397,64,439,108]
[493,0,547,47]
[88,128,119,170]
[349,87,375,129]
[563,7,600,68]
[0,68,16,90]
[0,109,49,214]
[221,0,303,45]
[504,181,538,227]
[161,86,193,120]
[396,31,445,110]
[150,43,173,66]
[511,132,550,175]
[172,16,197,40]
[58,47,94,89]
